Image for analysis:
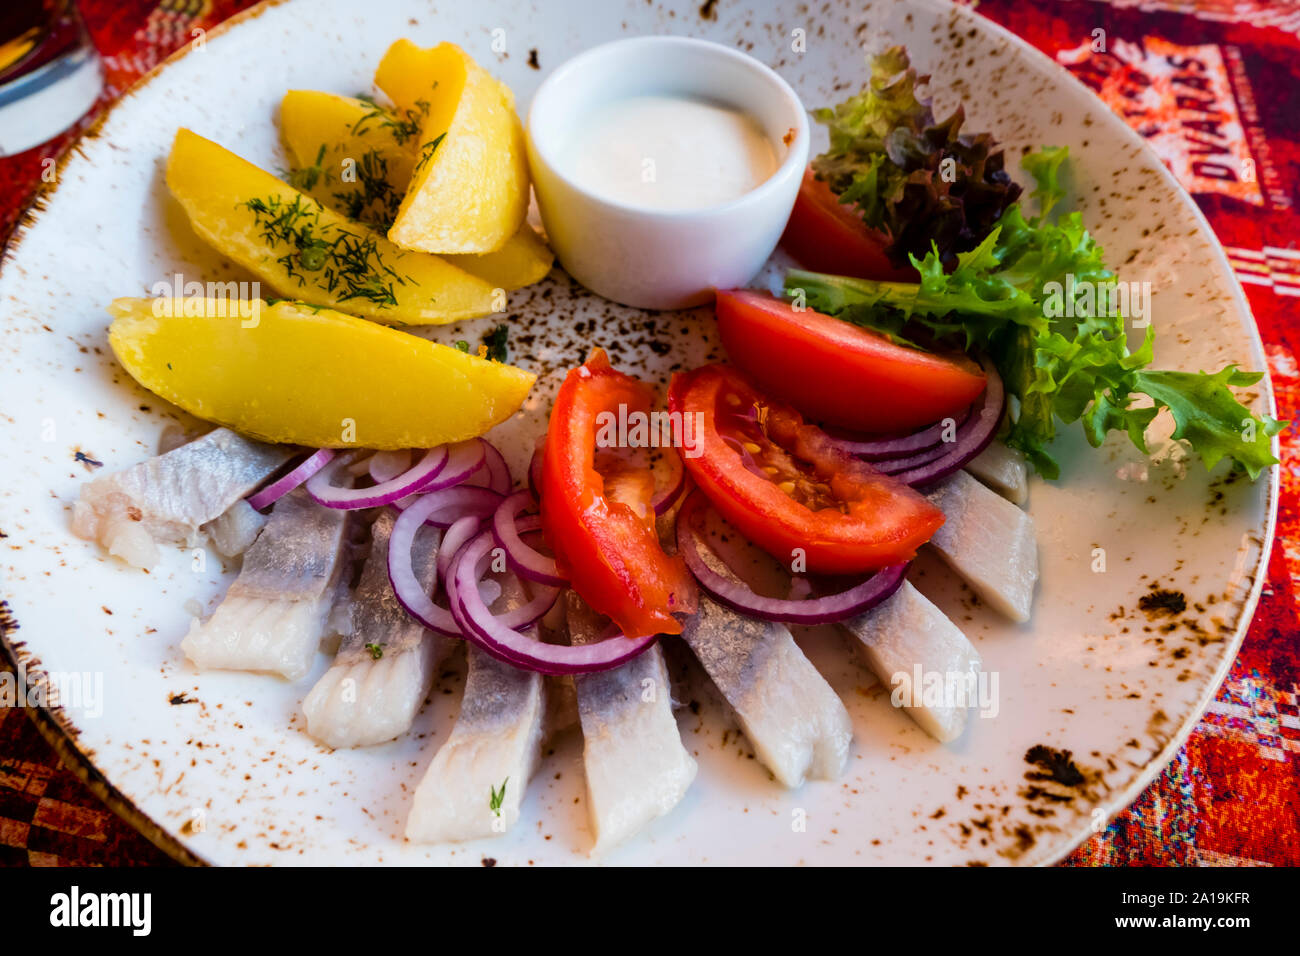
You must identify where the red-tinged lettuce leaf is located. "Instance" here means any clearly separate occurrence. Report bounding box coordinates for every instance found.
[811,46,1022,269]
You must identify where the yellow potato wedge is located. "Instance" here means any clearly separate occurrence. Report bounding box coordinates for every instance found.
[375,40,529,254]
[443,225,553,290]
[165,127,496,324]
[279,90,553,289]
[108,297,536,449]
[280,90,416,231]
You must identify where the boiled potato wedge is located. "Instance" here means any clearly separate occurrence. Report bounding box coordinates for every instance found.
[280,90,416,231]
[375,40,529,254]
[108,297,536,449]
[166,128,496,324]
[444,225,552,290]
[279,90,552,289]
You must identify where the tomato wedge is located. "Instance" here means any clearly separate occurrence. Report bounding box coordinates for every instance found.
[781,167,916,282]
[668,364,944,575]
[540,349,696,638]
[716,290,987,433]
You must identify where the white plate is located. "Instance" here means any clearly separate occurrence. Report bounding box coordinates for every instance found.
[0,0,1277,866]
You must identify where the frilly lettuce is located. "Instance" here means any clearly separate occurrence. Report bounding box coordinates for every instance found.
[786,147,1283,480]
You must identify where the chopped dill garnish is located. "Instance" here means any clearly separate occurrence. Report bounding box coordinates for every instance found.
[482,324,509,363]
[365,643,383,660]
[488,777,508,816]
[335,147,401,231]
[241,194,412,308]
[413,132,447,175]
[350,92,431,147]
[289,143,330,192]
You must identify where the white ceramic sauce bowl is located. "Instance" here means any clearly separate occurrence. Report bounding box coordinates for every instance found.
[526,36,809,310]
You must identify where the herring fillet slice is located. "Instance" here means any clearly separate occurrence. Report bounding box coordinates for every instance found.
[302,511,451,748]
[925,469,1039,622]
[568,592,697,854]
[71,426,291,568]
[406,580,546,843]
[965,441,1029,505]
[180,489,347,680]
[679,547,851,787]
[839,580,982,743]
[202,499,269,558]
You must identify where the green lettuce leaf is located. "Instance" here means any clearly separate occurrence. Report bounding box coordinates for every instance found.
[783,147,1284,480]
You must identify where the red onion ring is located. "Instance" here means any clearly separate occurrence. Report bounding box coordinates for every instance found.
[389,496,554,637]
[874,440,956,476]
[307,446,449,510]
[437,514,481,584]
[247,449,335,510]
[471,439,513,495]
[493,491,566,586]
[422,439,487,491]
[449,530,654,675]
[888,358,1004,488]
[368,450,412,484]
[675,492,908,624]
[382,442,488,512]
[407,485,503,528]
[388,495,461,635]
[828,405,972,460]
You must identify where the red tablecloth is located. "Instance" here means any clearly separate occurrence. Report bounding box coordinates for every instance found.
[1,0,1296,867]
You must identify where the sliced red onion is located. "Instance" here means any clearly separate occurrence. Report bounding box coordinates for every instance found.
[446,541,560,637]
[388,494,460,635]
[889,358,1004,488]
[676,492,907,625]
[874,440,955,476]
[346,454,377,477]
[389,439,489,511]
[369,450,412,484]
[493,491,566,586]
[470,439,512,495]
[247,449,335,510]
[421,439,486,491]
[408,485,503,528]
[437,514,482,584]
[307,446,449,510]
[828,404,972,460]
[389,496,552,637]
[449,530,654,675]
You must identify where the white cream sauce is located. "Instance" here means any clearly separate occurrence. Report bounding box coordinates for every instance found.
[563,94,778,210]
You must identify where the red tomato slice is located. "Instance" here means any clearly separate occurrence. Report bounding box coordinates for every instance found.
[668,364,944,574]
[540,349,696,638]
[715,290,987,434]
[781,167,917,282]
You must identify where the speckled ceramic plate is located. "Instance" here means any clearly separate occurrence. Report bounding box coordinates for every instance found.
[0,0,1278,866]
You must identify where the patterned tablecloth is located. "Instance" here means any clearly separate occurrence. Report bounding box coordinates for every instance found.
[0,0,1296,867]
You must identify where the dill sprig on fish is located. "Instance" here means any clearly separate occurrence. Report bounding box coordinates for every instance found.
[489,777,508,816]
[242,194,412,308]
